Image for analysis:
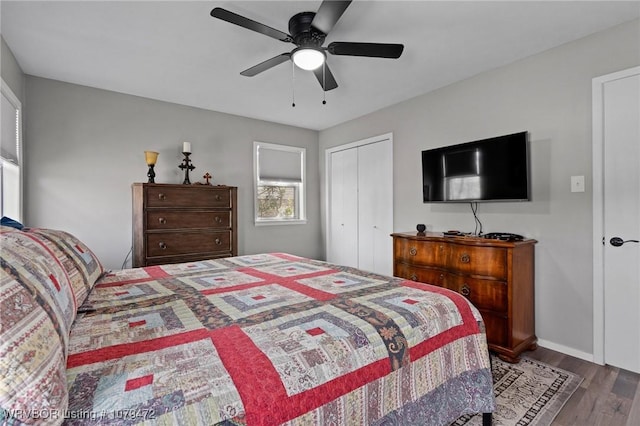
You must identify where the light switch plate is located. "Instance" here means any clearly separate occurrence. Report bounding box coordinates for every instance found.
[571,175,585,193]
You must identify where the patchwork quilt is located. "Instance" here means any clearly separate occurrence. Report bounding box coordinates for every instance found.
[1,225,494,426]
[63,253,494,425]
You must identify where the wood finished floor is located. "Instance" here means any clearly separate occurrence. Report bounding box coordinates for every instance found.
[523,346,640,425]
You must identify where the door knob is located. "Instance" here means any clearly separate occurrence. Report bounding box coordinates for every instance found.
[610,237,640,247]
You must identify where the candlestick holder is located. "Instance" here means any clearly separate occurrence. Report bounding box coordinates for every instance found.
[178,152,196,184]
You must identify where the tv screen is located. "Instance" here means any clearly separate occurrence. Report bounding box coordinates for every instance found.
[422,131,530,203]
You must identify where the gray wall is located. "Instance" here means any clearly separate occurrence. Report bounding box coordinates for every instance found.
[1,35,25,102]
[319,19,640,358]
[24,77,321,270]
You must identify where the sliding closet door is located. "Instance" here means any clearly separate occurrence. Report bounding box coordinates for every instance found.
[358,140,393,275]
[327,134,393,276]
[328,147,359,268]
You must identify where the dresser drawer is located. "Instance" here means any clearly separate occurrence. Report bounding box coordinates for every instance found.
[146,186,231,208]
[143,252,232,266]
[146,231,231,257]
[393,238,447,268]
[396,263,507,313]
[146,211,231,230]
[443,275,508,313]
[448,245,507,279]
[395,263,445,285]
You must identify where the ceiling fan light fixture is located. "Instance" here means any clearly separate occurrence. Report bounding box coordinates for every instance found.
[292,47,326,71]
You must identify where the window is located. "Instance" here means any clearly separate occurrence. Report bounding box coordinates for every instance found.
[1,79,22,221]
[254,142,306,225]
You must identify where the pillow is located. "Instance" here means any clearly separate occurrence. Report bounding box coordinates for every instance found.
[0,232,69,425]
[25,228,105,307]
[0,216,24,230]
[0,229,76,346]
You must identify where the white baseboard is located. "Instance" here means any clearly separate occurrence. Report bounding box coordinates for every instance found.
[537,339,597,364]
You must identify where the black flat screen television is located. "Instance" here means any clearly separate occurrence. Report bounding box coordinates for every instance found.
[422,131,530,203]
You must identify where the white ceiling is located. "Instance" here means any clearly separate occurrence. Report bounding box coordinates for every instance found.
[2,1,639,131]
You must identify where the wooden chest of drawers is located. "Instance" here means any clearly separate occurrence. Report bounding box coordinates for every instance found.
[132,183,237,267]
[392,232,537,362]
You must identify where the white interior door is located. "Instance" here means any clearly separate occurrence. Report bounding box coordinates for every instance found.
[357,139,393,275]
[328,147,359,268]
[602,71,640,373]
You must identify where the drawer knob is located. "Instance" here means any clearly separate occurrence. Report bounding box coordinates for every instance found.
[214,216,222,224]
[158,193,166,200]
[215,238,222,245]
[460,253,470,263]
[159,242,167,250]
[158,217,167,224]
[410,274,418,281]
[409,247,417,256]
[460,284,471,297]
[215,194,222,201]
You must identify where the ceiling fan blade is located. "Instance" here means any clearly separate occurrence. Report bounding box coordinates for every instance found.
[328,42,404,58]
[211,8,292,43]
[311,1,352,35]
[312,63,338,91]
[240,53,291,77]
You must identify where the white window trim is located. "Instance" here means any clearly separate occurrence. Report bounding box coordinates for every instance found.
[253,141,307,226]
[1,78,23,221]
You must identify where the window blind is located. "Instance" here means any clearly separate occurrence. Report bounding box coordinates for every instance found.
[258,146,302,182]
[1,92,18,162]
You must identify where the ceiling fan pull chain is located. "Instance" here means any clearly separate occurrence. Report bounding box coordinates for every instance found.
[322,63,327,105]
[291,60,296,107]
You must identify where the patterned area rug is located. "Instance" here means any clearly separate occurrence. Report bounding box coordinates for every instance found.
[453,356,583,425]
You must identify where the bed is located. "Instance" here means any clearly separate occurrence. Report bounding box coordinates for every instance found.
[0,225,494,425]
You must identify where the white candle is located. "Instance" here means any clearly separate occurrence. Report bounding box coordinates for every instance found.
[182,141,191,153]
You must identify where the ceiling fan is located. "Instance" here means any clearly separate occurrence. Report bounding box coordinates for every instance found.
[210,0,404,92]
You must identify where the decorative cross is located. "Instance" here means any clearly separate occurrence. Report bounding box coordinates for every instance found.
[178,153,196,184]
[203,172,212,185]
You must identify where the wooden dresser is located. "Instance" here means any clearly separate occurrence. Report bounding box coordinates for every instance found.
[132,183,237,267]
[391,232,537,362]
